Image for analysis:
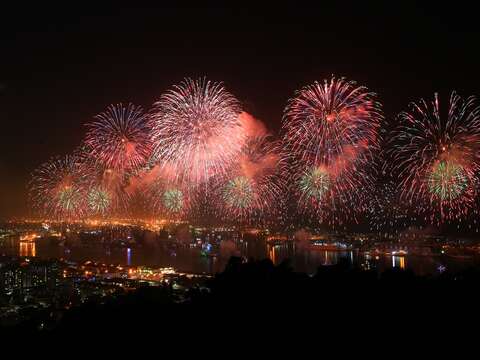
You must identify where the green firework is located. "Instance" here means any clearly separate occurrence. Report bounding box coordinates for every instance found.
[299,167,331,200]
[222,176,254,209]
[57,186,81,212]
[427,160,468,201]
[87,187,111,214]
[163,189,184,213]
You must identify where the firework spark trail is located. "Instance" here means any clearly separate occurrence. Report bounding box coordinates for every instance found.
[389,92,480,223]
[149,78,244,188]
[366,181,410,235]
[282,76,383,225]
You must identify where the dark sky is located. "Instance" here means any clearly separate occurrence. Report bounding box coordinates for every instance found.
[1,2,479,218]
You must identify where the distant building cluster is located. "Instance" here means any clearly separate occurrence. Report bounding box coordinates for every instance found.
[0,258,60,293]
[0,252,208,329]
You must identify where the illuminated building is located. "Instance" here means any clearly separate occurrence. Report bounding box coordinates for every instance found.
[0,259,61,293]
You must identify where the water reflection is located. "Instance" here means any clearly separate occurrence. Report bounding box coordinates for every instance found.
[19,241,36,257]
[126,247,132,266]
[392,255,406,269]
[267,243,354,270]
[0,235,476,276]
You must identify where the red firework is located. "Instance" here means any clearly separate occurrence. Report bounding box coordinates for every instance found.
[389,92,480,223]
[282,76,383,225]
[149,78,244,187]
[85,103,151,174]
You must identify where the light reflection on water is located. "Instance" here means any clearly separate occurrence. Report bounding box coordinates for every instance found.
[0,237,477,275]
[126,247,132,266]
[392,255,406,269]
[19,242,36,257]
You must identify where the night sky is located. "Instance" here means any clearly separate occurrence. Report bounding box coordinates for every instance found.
[1,2,479,218]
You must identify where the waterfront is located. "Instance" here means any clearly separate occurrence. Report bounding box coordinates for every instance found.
[2,222,480,331]
[2,232,479,276]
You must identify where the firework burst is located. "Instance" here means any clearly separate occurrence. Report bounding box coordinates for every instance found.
[298,166,331,201]
[29,155,88,220]
[282,76,383,225]
[427,160,468,202]
[389,92,480,223]
[85,103,151,174]
[72,144,131,214]
[87,186,112,216]
[222,176,255,209]
[217,135,288,224]
[144,178,190,218]
[162,188,185,214]
[150,77,244,187]
[82,99,147,212]
[283,76,382,167]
